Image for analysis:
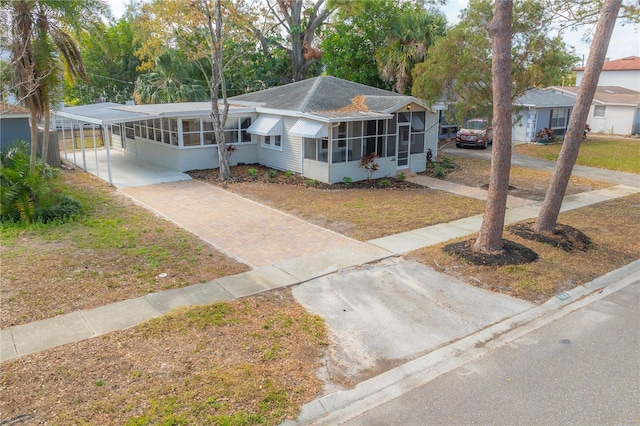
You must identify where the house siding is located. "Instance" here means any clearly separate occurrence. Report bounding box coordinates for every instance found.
[256,116,302,173]
[1,117,31,149]
[589,104,636,135]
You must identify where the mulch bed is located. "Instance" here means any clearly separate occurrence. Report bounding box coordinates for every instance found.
[187,164,423,190]
[443,222,594,267]
[508,222,593,252]
[443,239,539,266]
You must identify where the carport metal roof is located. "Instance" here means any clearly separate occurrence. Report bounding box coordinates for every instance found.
[54,103,167,187]
[54,102,162,125]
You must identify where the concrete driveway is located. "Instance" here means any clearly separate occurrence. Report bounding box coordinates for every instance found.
[292,258,534,384]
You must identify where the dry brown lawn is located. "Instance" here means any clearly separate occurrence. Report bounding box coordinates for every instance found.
[408,192,640,303]
[0,289,327,425]
[429,156,611,200]
[225,182,486,241]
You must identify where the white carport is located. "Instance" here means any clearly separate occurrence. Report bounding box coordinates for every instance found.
[54,102,163,186]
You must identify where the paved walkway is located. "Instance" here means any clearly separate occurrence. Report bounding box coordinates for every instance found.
[121,180,357,268]
[2,175,638,362]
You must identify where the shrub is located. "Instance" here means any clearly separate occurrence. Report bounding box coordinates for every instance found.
[304,179,319,187]
[36,194,82,223]
[0,141,75,224]
[359,153,379,180]
[267,169,278,179]
[435,165,446,178]
[247,168,257,177]
[379,178,391,188]
[536,128,556,143]
[342,176,353,186]
[441,156,455,169]
[396,172,406,182]
[284,170,293,179]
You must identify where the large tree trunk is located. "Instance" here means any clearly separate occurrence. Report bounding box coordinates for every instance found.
[473,0,513,254]
[534,0,622,233]
[29,109,38,172]
[203,0,231,181]
[42,110,50,166]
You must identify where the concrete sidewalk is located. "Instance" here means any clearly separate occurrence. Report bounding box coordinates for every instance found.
[2,182,638,362]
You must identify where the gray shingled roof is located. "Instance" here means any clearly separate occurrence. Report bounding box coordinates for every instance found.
[549,86,640,106]
[230,76,415,118]
[514,89,575,108]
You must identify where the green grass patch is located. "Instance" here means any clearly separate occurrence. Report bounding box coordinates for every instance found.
[515,138,640,173]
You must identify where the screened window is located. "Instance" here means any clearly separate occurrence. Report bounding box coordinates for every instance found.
[594,105,606,118]
[182,119,201,146]
[304,138,328,162]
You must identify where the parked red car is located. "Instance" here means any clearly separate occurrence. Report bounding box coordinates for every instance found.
[455,119,493,149]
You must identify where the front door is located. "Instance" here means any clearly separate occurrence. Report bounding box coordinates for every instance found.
[397,124,410,169]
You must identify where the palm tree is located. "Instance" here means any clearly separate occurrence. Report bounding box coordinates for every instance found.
[6,0,108,171]
[133,52,209,104]
[376,8,446,94]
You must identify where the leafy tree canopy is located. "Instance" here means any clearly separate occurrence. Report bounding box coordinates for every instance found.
[64,17,141,105]
[321,0,446,93]
[412,0,579,124]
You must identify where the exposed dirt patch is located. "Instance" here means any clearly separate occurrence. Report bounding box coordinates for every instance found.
[444,239,539,266]
[509,222,593,252]
[0,289,328,425]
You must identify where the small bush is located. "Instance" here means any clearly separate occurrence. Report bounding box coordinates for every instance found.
[379,179,391,188]
[342,176,353,186]
[267,169,278,179]
[247,168,257,177]
[304,179,319,187]
[396,172,406,182]
[36,195,82,223]
[284,171,293,179]
[435,165,446,178]
[359,153,379,180]
[441,156,455,169]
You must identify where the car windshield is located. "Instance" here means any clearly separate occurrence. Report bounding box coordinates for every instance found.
[463,120,485,130]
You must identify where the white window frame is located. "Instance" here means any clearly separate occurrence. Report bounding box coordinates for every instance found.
[261,135,282,151]
[594,105,606,118]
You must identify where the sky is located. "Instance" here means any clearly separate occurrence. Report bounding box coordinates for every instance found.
[106,0,640,64]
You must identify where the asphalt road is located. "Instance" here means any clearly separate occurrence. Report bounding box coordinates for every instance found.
[344,281,640,425]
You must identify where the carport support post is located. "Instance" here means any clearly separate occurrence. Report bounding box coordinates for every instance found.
[70,120,77,165]
[79,120,87,171]
[92,125,99,177]
[104,124,113,186]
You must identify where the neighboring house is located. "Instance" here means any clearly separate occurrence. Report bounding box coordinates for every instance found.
[549,86,640,136]
[575,56,640,91]
[54,76,439,184]
[511,89,576,143]
[0,101,31,150]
